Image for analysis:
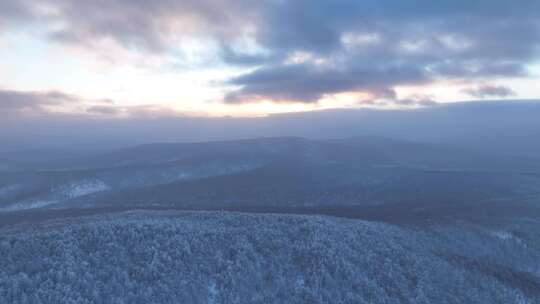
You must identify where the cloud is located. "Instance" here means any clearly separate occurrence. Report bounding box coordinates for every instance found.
[0,89,118,117]
[41,0,259,53]
[393,95,438,107]
[220,0,540,103]
[462,85,516,98]
[86,105,121,115]
[0,1,35,29]
[355,93,438,108]
[86,104,198,119]
[1,1,540,104]
[0,90,78,111]
[0,89,200,119]
[225,63,430,103]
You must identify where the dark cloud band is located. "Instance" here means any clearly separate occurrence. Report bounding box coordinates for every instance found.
[462,85,516,99]
[0,90,77,110]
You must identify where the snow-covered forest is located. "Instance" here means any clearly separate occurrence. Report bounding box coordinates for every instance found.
[1,211,539,303]
[1,137,539,303]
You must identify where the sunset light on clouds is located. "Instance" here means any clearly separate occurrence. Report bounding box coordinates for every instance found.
[1,0,540,118]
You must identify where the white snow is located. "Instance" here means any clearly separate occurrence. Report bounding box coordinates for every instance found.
[490,231,514,241]
[177,172,190,180]
[56,180,110,199]
[208,281,219,304]
[0,200,59,212]
[0,211,537,303]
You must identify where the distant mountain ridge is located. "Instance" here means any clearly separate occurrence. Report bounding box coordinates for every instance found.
[3,101,540,157]
[28,136,540,172]
[1,136,539,214]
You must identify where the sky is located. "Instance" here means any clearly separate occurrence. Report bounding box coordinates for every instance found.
[1,0,540,120]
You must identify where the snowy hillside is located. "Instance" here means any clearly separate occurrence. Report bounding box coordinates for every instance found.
[1,211,539,303]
